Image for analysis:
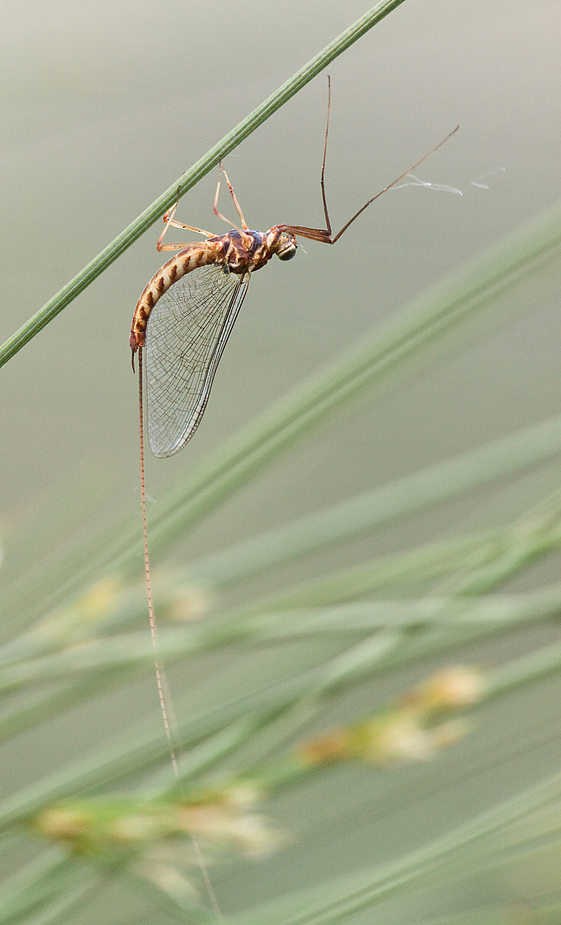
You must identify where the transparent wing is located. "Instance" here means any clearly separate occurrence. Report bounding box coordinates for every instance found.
[144,264,250,458]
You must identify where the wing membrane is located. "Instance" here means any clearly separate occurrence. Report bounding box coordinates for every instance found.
[145,264,250,458]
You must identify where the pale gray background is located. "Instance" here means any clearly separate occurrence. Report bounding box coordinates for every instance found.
[0,3,560,920]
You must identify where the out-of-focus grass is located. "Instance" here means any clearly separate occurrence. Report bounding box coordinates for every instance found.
[1,3,561,923]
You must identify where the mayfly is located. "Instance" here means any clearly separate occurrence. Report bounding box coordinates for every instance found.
[129,83,457,911]
[131,97,458,458]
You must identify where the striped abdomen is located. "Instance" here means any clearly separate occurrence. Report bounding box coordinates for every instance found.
[130,227,297,352]
[130,239,228,351]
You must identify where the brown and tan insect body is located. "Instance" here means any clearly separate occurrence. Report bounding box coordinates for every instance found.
[130,226,297,353]
[130,110,457,458]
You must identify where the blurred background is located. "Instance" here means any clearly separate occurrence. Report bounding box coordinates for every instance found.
[0,1,560,923]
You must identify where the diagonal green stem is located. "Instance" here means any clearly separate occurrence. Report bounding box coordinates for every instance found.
[0,0,406,369]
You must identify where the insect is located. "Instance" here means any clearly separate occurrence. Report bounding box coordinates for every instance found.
[130,90,458,459]
[130,88,457,913]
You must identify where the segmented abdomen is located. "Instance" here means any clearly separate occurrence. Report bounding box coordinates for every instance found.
[130,240,226,350]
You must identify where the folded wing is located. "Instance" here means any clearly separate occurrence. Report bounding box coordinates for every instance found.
[144,264,250,458]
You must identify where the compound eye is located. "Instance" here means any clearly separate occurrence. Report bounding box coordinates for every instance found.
[277,236,297,261]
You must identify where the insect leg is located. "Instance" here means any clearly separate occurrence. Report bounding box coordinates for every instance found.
[213,163,249,231]
[156,193,215,252]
